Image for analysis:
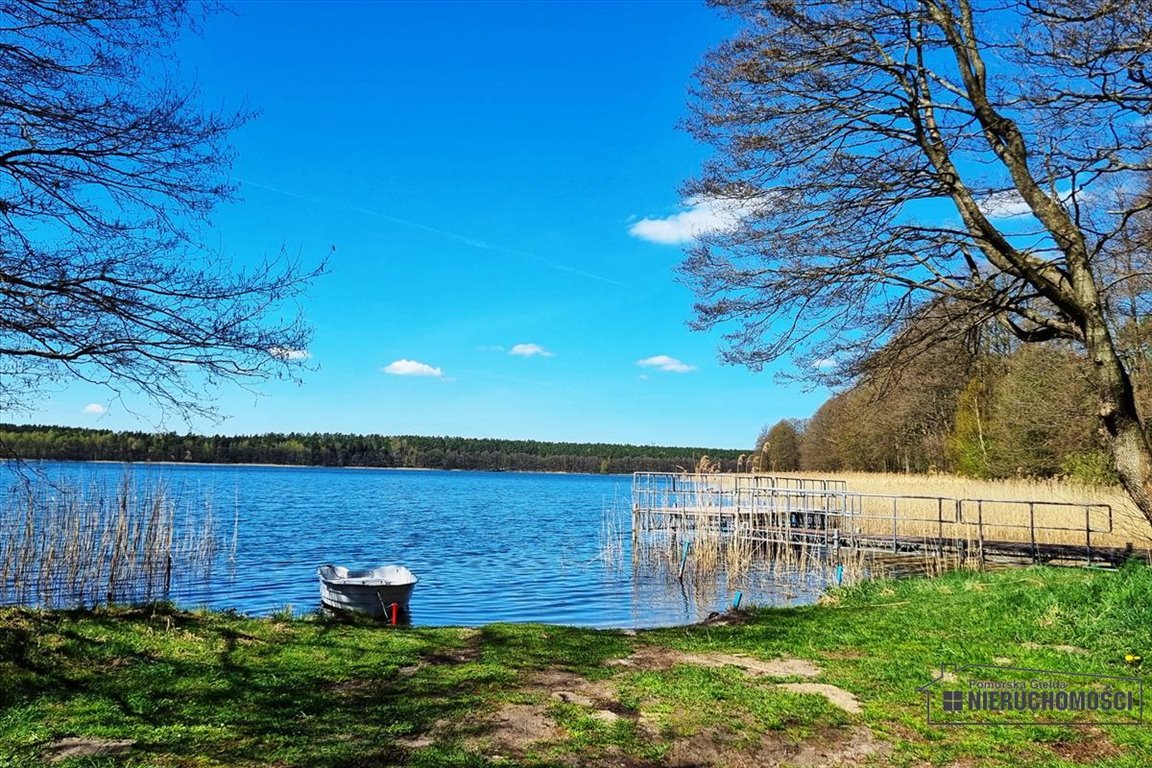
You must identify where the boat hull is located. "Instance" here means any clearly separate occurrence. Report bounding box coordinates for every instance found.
[317,564,418,618]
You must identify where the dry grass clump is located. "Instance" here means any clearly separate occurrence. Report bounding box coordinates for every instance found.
[0,473,225,609]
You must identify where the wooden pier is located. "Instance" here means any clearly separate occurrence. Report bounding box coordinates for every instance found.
[631,472,1142,567]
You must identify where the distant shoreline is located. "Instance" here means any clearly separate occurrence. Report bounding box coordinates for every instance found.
[6,458,637,478]
[0,423,746,475]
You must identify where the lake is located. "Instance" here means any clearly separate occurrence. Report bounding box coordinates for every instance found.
[0,462,835,627]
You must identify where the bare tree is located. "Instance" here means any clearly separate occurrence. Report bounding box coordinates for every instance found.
[680,0,1152,521]
[0,0,322,421]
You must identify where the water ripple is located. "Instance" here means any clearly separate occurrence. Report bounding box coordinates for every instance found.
[1,462,833,627]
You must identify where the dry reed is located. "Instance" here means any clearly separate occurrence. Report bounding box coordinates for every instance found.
[625,470,878,609]
[771,471,1152,551]
[625,470,1152,610]
[0,473,229,609]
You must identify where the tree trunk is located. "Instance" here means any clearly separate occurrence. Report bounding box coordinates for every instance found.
[1085,319,1152,523]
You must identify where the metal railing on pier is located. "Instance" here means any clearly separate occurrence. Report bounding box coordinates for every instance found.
[631,472,1127,566]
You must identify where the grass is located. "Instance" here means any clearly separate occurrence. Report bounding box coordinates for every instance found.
[3,564,1152,767]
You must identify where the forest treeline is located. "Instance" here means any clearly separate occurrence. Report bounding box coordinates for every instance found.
[0,424,746,474]
[755,320,1152,484]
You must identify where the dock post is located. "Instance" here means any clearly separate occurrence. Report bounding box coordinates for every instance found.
[1085,505,1092,566]
[891,497,898,553]
[1029,503,1037,563]
[677,540,691,581]
[937,498,944,556]
[977,500,985,564]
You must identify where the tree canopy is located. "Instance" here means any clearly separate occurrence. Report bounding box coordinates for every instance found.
[785,328,1119,481]
[0,424,747,474]
[682,0,1152,520]
[0,0,321,419]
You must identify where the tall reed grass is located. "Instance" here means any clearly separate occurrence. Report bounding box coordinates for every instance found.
[0,473,230,609]
[620,471,883,614]
[623,469,1151,612]
[774,471,1152,550]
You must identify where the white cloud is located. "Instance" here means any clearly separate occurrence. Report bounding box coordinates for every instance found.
[814,357,838,370]
[978,186,1089,220]
[629,195,763,245]
[978,190,1032,219]
[83,403,106,415]
[382,359,444,377]
[509,343,554,358]
[270,346,311,361]
[637,355,697,373]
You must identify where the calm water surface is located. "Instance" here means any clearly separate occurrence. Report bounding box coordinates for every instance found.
[3,462,834,627]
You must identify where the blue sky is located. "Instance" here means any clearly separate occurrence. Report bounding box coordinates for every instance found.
[28,1,832,449]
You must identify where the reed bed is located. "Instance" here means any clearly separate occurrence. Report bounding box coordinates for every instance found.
[627,521,876,609]
[625,473,878,611]
[634,471,1152,550]
[625,470,1151,612]
[597,489,632,570]
[0,474,229,609]
[771,471,1152,551]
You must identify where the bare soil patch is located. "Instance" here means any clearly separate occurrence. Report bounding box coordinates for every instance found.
[44,738,135,763]
[665,724,887,767]
[528,668,614,699]
[395,734,435,750]
[776,682,863,714]
[530,668,634,724]
[397,629,481,676]
[425,650,876,764]
[466,702,563,754]
[329,678,387,695]
[1021,642,1091,656]
[611,647,821,678]
[1047,728,1123,763]
[419,645,480,666]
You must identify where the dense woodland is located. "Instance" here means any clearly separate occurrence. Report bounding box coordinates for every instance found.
[755,318,1152,484]
[0,425,745,474]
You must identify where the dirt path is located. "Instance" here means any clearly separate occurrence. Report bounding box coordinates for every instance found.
[415,647,884,766]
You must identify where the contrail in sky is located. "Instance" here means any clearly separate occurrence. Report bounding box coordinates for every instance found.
[236,177,625,287]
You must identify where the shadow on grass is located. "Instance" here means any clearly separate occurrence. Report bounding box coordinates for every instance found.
[0,606,517,767]
[475,623,634,676]
[11,567,1149,767]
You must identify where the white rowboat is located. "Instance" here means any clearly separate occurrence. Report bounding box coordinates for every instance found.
[317,564,419,618]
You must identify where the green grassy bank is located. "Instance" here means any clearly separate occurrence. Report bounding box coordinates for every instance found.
[2,565,1150,767]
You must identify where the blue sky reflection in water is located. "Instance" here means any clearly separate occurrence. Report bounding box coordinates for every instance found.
[4,463,837,628]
